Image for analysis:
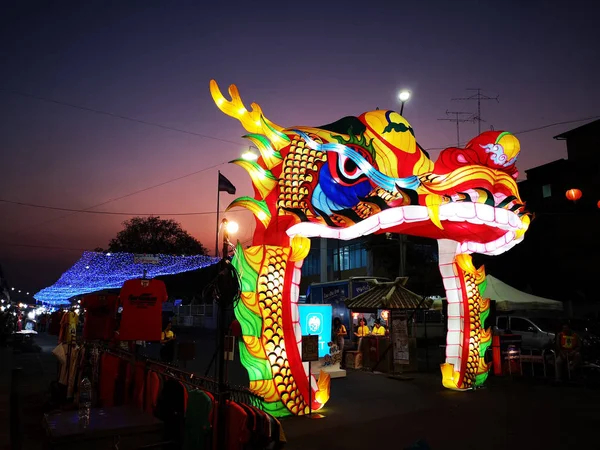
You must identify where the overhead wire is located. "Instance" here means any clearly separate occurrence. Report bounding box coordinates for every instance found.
[0,242,89,252]
[1,89,244,146]
[423,115,600,151]
[0,199,250,216]
[1,88,249,237]
[4,87,598,246]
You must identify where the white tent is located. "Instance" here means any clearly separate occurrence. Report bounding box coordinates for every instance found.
[429,275,563,311]
[484,275,563,311]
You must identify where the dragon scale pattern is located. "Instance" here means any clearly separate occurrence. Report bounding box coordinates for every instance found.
[257,247,310,415]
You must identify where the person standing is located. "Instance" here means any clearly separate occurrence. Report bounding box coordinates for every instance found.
[333,317,347,353]
[555,322,581,382]
[160,321,176,363]
[372,318,387,336]
[354,317,370,338]
[354,317,370,353]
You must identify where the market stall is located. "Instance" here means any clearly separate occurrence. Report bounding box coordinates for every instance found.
[344,277,427,373]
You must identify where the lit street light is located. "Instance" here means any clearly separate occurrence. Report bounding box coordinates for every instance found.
[225,220,239,235]
[398,90,411,115]
[241,147,259,161]
[396,89,411,278]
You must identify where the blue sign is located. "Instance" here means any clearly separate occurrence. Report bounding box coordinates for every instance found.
[299,304,332,358]
[352,282,370,297]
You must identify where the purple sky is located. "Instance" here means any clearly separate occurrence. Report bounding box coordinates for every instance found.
[1,0,599,296]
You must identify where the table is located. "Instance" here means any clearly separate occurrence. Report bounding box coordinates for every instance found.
[44,406,164,450]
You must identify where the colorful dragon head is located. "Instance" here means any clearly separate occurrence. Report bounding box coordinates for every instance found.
[211,80,530,416]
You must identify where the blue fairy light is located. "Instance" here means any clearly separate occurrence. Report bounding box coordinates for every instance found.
[34,251,220,304]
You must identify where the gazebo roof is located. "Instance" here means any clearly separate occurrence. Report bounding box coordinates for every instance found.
[345,277,426,310]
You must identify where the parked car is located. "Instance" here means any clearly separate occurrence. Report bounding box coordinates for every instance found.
[496,315,600,353]
[495,316,561,350]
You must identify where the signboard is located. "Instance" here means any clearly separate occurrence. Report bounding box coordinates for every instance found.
[320,284,349,335]
[133,254,160,264]
[322,284,348,303]
[351,281,370,297]
[391,310,410,364]
[301,335,319,362]
[299,304,332,358]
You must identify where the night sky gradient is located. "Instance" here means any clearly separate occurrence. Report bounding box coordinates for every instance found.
[1,0,599,296]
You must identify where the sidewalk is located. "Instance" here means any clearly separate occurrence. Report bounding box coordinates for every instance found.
[0,347,13,450]
[10,333,58,450]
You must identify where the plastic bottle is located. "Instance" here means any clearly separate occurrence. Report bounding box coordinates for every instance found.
[78,377,92,428]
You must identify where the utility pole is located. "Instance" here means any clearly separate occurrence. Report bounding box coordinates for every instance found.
[438,110,476,147]
[216,219,235,450]
[452,88,499,135]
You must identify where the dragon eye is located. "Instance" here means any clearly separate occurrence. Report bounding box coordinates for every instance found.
[329,152,367,186]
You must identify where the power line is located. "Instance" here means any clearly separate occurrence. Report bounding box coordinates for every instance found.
[452,88,499,135]
[424,115,600,151]
[437,110,476,147]
[0,199,251,216]
[0,242,88,252]
[2,89,244,147]
[10,161,228,237]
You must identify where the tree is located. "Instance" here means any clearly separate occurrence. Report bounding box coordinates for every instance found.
[107,216,207,255]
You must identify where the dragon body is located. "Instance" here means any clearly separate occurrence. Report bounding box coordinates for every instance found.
[210,80,530,416]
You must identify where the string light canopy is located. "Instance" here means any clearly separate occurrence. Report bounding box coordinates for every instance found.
[34,251,220,305]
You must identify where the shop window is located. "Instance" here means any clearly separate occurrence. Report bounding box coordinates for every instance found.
[542,184,552,198]
[302,251,320,276]
[333,244,367,271]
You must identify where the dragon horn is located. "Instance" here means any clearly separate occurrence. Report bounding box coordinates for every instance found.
[209,80,290,150]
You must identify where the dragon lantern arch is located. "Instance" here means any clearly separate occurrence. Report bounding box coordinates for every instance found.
[210,80,530,417]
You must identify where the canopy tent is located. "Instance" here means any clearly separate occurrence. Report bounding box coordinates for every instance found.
[430,275,562,312]
[484,275,563,311]
[34,251,220,305]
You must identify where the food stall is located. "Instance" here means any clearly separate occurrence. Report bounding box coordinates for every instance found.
[344,277,427,373]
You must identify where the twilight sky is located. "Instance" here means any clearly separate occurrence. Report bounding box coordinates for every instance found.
[1,0,599,296]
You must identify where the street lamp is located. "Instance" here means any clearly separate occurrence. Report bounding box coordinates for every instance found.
[241,147,259,161]
[216,216,240,449]
[225,220,239,235]
[396,88,411,278]
[398,90,411,115]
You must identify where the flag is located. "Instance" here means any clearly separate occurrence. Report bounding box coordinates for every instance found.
[218,173,236,195]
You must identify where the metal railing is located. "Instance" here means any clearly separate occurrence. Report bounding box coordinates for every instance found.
[99,346,264,409]
[174,304,214,318]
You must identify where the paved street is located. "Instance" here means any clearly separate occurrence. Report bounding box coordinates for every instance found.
[8,330,600,450]
[131,327,600,450]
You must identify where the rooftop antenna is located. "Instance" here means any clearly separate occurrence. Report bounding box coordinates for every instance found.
[452,88,499,135]
[438,110,476,147]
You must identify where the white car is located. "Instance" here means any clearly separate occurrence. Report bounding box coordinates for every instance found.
[496,316,560,350]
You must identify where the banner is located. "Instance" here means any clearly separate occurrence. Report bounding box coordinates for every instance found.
[299,304,332,358]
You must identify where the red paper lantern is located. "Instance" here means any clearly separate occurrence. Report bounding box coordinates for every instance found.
[565,189,582,202]
[597,200,600,209]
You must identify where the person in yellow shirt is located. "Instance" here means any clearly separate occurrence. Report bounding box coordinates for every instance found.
[372,318,387,336]
[160,321,176,363]
[354,318,370,337]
